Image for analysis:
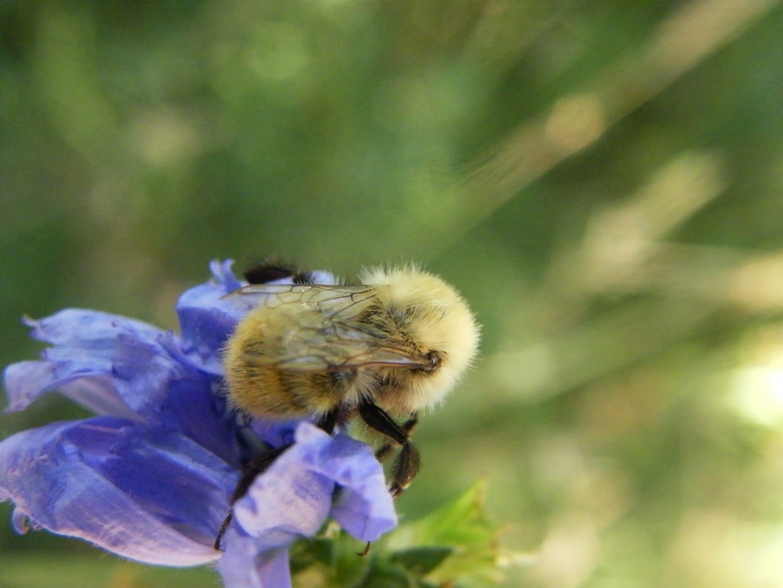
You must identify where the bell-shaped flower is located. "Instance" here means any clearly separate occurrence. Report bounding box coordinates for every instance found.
[0,261,397,588]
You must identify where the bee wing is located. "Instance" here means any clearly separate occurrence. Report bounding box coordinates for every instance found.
[222,283,377,316]
[274,321,432,373]
[227,283,432,372]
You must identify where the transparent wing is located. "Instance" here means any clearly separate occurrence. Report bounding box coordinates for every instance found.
[222,283,376,317]
[272,320,432,373]
[224,284,432,372]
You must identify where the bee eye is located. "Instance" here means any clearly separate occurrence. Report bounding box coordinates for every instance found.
[423,351,442,372]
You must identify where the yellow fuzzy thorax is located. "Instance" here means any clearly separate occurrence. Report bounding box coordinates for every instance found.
[358,266,480,412]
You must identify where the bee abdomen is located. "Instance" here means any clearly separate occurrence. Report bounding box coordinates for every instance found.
[226,356,350,419]
[285,371,348,415]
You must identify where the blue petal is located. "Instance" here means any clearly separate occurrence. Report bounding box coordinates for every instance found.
[156,370,241,465]
[0,416,237,566]
[6,310,182,415]
[218,531,292,588]
[176,259,246,376]
[211,259,244,293]
[233,423,396,544]
[3,310,240,462]
[307,270,338,285]
[321,435,398,541]
[249,418,300,449]
[233,424,333,540]
[4,360,138,419]
[4,310,171,416]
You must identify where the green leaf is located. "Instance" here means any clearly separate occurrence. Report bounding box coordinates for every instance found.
[389,546,454,575]
[382,479,504,588]
[353,563,413,588]
[290,481,510,588]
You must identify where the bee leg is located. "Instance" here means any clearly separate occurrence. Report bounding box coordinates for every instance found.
[316,405,349,435]
[389,440,421,498]
[214,443,291,551]
[375,413,419,461]
[358,400,421,497]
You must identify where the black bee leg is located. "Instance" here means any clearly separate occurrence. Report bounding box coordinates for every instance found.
[358,400,421,497]
[316,405,349,435]
[375,413,418,461]
[389,440,421,498]
[214,443,291,551]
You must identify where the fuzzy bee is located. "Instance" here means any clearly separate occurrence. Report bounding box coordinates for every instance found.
[215,260,479,549]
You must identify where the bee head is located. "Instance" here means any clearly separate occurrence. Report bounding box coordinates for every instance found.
[359,265,480,411]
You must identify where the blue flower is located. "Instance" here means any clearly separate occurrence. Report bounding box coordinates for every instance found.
[0,260,397,588]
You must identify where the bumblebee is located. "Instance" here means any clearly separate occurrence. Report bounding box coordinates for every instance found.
[215,259,479,548]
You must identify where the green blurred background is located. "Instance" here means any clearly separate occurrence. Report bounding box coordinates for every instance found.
[3,0,783,586]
